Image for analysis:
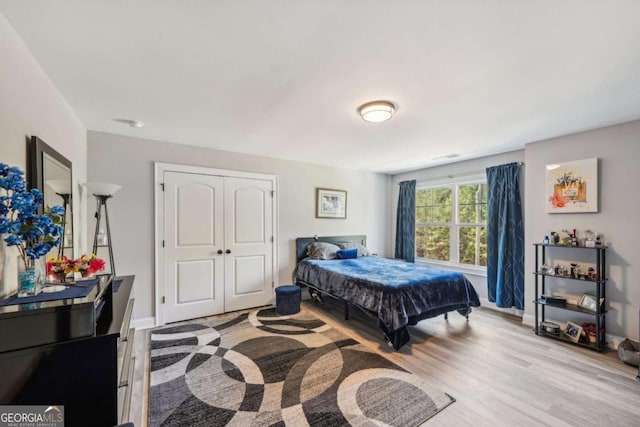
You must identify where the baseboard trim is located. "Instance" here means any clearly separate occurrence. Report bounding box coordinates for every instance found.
[132,316,156,330]
[521,313,536,327]
[607,334,626,350]
[478,297,525,317]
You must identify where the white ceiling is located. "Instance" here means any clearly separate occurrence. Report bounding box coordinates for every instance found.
[2,1,640,174]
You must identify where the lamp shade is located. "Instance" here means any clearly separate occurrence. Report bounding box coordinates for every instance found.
[357,100,396,123]
[85,182,122,197]
[46,180,71,195]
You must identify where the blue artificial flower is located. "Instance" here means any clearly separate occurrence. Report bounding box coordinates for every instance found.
[4,234,21,246]
[49,205,65,215]
[0,166,27,192]
[0,164,64,264]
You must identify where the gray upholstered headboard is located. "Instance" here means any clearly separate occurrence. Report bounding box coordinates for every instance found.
[295,235,366,262]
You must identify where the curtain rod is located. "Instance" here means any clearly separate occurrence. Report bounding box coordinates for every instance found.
[399,162,524,183]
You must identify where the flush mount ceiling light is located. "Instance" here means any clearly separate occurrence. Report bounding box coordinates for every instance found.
[115,119,144,128]
[357,100,396,123]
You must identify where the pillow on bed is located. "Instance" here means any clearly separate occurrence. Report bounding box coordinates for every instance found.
[336,242,371,256]
[336,248,358,259]
[306,242,341,260]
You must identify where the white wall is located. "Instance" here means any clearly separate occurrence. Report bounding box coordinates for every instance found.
[391,150,525,313]
[0,12,87,296]
[524,120,640,342]
[87,131,391,324]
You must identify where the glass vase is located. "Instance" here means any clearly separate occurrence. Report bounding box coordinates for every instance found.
[18,256,45,297]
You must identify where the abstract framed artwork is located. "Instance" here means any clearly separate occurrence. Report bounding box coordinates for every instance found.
[316,188,347,219]
[546,158,598,213]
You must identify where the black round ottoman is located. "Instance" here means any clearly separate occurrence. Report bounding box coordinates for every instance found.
[275,285,301,315]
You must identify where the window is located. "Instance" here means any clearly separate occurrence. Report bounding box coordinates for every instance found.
[415,180,487,267]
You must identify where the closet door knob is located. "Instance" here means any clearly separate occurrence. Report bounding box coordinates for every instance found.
[225,249,231,254]
[217,249,223,255]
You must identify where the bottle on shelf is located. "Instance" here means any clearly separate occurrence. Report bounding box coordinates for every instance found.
[543,235,550,245]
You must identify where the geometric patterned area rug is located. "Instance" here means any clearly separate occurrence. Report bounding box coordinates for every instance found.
[149,307,454,426]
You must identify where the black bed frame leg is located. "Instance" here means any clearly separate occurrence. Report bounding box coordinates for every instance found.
[444,312,448,321]
[344,301,349,320]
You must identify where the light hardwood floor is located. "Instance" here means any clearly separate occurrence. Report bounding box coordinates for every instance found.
[129,300,640,426]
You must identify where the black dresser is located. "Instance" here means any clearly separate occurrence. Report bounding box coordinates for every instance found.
[0,275,135,427]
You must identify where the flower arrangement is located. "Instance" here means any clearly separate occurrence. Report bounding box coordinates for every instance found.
[46,256,71,279]
[0,164,65,269]
[47,254,105,280]
[76,254,106,277]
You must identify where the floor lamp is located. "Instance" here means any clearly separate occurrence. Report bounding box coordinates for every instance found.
[85,182,121,276]
[46,180,72,259]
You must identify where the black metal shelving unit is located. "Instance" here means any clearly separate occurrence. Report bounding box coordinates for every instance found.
[533,243,607,351]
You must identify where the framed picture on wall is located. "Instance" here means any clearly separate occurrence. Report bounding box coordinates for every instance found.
[316,188,347,219]
[546,158,598,213]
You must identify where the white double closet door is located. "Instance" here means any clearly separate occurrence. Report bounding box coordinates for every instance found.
[159,166,275,324]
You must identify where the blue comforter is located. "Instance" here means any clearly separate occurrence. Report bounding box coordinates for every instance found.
[294,257,481,349]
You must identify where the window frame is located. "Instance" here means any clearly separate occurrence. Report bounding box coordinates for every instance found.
[415,174,487,274]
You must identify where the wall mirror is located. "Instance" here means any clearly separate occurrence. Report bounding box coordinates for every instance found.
[27,136,73,259]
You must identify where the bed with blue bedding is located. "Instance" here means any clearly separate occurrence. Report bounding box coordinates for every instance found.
[294,236,481,350]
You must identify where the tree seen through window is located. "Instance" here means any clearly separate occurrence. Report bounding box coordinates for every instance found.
[416,182,487,267]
